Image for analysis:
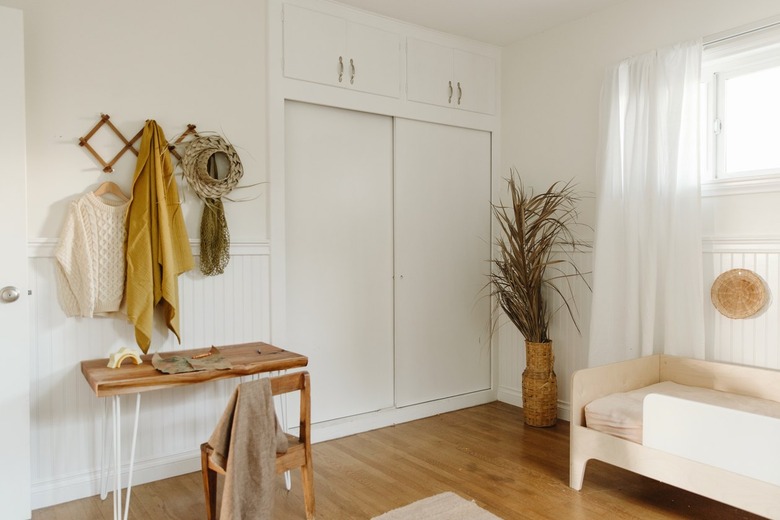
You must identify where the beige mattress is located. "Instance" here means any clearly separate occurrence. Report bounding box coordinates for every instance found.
[584,381,780,444]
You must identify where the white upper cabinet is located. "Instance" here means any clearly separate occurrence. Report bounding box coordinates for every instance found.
[346,22,401,98]
[283,4,401,98]
[406,38,496,115]
[406,39,452,108]
[453,49,496,115]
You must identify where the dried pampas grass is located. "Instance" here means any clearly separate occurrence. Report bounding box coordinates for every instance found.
[489,168,590,343]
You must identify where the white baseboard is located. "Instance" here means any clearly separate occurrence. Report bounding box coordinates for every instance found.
[310,389,497,443]
[32,390,498,510]
[32,450,201,510]
[497,386,522,407]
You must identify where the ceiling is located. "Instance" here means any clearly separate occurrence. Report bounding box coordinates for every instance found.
[333,0,626,46]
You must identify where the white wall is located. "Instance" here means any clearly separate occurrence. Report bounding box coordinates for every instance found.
[499,0,780,413]
[502,0,780,228]
[1,0,269,241]
[8,0,780,506]
[6,0,502,509]
[0,0,273,509]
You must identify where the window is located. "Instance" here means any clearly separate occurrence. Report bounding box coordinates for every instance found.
[701,22,780,193]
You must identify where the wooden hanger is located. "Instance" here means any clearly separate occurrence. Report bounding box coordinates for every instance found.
[93,181,130,202]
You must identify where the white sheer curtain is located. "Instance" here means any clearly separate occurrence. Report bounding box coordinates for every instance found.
[588,40,706,366]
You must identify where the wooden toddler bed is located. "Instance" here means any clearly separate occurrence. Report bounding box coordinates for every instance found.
[570,354,780,518]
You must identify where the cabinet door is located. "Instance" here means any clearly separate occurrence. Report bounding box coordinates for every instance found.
[453,49,496,114]
[284,4,401,98]
[347,21,401,98]
[283,4,346,88]
[394,119,492,407]
[285,101,395,423]
[406,38,453,108]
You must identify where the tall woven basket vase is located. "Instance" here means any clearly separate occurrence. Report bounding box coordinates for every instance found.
[522,340,558,427]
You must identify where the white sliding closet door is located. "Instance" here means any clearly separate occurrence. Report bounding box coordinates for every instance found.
[394,118,491,407]
[285,101,394,423]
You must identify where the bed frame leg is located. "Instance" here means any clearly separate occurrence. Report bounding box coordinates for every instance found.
[570,458,587,490]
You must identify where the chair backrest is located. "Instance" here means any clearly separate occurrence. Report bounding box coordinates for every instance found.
[269,371,311,443]
[202,370,314,520]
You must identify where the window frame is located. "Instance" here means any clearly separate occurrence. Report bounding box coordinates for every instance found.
[701,21,780,196]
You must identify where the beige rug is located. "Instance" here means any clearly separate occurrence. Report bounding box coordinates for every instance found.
[372,492,503,520]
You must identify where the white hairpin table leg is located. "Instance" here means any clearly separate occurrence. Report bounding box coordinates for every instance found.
[123,393,141,520]
[109,393,142,520]
[113,395,122,520]
[100,397,111,500]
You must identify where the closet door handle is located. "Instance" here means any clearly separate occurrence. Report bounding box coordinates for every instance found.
[448,80,453,103]
[350,58,355,84]
[457,82,462,105]
[338,56,344,83]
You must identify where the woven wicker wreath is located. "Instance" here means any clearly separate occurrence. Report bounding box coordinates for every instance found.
[181,135,243,201]
[710,269,769,319]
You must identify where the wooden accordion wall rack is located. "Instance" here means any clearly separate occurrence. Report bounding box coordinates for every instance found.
[78,113,198,173]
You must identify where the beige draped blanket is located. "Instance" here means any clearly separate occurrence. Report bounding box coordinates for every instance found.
[208,378,289,520]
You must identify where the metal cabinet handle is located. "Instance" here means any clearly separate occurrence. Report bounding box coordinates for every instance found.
[338,56,344,83]
[457,82,462,105]
[448,80,453,103]
[350,58,355,84]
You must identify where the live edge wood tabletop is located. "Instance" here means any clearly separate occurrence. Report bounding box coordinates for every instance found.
[81,341,309,397]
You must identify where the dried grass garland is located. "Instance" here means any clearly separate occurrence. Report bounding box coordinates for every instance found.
[181,135,244,201]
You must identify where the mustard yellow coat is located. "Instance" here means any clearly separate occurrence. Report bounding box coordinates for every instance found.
[125,120,194,353]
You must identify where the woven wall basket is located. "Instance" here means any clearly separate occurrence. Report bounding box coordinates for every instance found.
[711,269,769,319]
[522,341,558,427]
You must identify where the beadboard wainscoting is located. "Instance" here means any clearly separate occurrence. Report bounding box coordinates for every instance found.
[498,238,780,421]
[29,236,780,508]
[704,237,780,369]
[27,240,271,509]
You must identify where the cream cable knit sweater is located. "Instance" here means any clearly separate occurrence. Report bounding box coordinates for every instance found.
[55,192,130,317]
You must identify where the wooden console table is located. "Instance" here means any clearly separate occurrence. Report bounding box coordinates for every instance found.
[81,342,308,520]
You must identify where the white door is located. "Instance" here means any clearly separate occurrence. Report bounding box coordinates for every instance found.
[285,101,394,423]
[394,118,492,407]
[0,6,31,520]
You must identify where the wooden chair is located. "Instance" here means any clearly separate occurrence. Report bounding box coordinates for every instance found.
[200,371,314,519]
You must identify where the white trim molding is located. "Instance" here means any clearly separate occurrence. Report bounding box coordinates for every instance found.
[701,176,780,197]
[31,451,201,511]
[703,236,780,253]
[28,239,270,258]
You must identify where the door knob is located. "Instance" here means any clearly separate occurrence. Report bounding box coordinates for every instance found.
[1,286,20,303]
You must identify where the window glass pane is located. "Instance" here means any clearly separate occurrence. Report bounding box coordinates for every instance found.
[724,65,780,175]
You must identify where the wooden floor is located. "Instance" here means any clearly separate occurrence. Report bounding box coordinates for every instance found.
[33,401,762,520]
